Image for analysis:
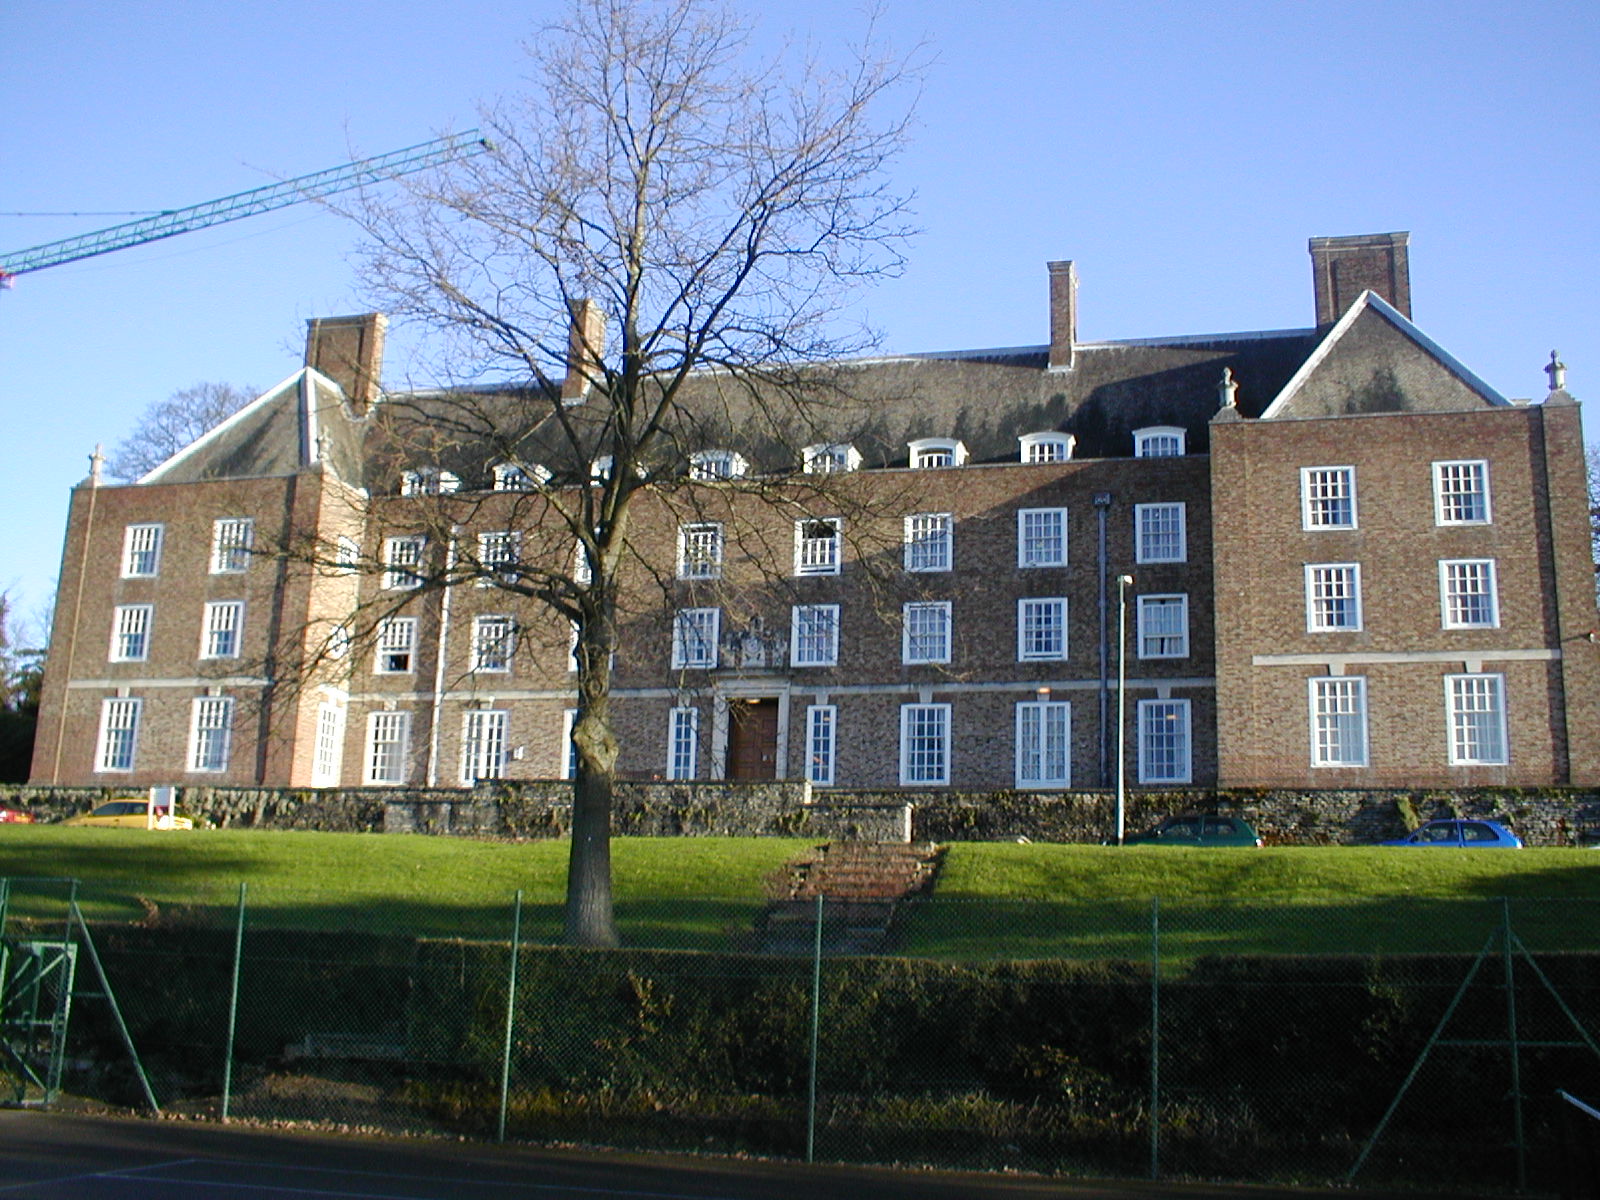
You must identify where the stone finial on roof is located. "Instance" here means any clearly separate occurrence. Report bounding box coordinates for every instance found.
[1544,350,1576,406]
[87,443,105,487]
[1213,367,1242,422]
[1546,351,1567,392]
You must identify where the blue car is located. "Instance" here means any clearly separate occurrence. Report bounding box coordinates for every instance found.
[1382,818,1522,848]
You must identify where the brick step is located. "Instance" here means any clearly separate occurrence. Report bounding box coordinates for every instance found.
[753,841,945,954]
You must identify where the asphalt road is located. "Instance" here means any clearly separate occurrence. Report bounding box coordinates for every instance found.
[0,1110,1461,1199]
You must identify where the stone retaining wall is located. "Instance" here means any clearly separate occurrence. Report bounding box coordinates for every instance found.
[3,782,1596,846]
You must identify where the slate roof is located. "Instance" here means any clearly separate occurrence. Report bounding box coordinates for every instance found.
[128,289,1502,490]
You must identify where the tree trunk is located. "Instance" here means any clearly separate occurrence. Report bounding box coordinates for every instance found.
[565,607,621,947]
[565,748,618,947]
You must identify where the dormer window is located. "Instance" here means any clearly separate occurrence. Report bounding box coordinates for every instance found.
[1133,427,1186,458]
[492,461,550,491]
[1019,432,1076,464]
[401,467,460,496]
[908,438,967,469]
[690,449,748,481]
[803,443,862,474]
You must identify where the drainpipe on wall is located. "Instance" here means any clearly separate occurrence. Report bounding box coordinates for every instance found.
[51,447,104,783]
[1094,492,1114,787]
[425,528,458,788]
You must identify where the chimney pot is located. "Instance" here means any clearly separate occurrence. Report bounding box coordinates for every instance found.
[304,313,387,414]
[562,299,607,404]
[1309,232,1411,325]
[1047,260,1078,371]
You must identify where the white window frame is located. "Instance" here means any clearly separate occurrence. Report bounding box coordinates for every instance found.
[1433,460,1491,526]
[1301,466,1357,530]
[121,523,163,578]
[689,449,748,481]
[667,707,699,780]
[383,536,425,589]
[1018,432,1075,463]
[461,709,510,784]
[94,697,142,773]
[1015,699,1071,788]
[336,535,361,573]
[1309,677,1368,768]
[110,604,152,662]
[676,522,724,580]
[902,601,952,664]
[805,704,837,786]
[1305,564,1363,632]
[375,616,418,675]
[187,696,235,773]
[1016,598,1068,662]
[492,461,550,491]
[794,517,842,576]
[400,467,459,496]
[201,600,244,660]
[312,703,345,787]
[1017,508,1067,568]
[790,604,840,667]
[802,443,861,474]
[1440,559,1500,629]
[908,438,967,469]
[904,513,953,572]
[1137,698,1192,784]
[364,711,412,785]
[471,615,515,673]
[210,518,254,573]
[899,703,951,785]
[1137,593,1189,659]
[1446,674,1509,765]
[477,531,520,584]
[1134,502,1187,564]
[672,608,720,669]
[1134,426,1186,458]
[561,708,579,780]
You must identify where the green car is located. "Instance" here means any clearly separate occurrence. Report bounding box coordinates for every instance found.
[1122,814,1263,847]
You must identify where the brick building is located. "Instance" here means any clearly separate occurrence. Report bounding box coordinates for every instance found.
[30,233,1600,792]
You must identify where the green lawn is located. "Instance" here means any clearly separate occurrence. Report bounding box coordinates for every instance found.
[3,829,1598,958]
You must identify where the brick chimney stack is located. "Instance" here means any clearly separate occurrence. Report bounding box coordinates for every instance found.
[561,298,607,404]
[1309,232,1411,325]
[304,313,387,414]
[1047,260,1078,371]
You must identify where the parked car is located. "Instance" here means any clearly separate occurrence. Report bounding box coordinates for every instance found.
[1121,814,1263,847]
[1381,818,1522,848]
[62,800,194,830]
[0,807,35,824]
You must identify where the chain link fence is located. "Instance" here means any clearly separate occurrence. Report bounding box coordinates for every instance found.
[3,880,1598,1192]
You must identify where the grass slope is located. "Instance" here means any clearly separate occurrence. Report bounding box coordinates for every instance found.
[3,830,1598,956]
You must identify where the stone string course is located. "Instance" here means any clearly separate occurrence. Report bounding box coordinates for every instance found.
[1,782,1596,845]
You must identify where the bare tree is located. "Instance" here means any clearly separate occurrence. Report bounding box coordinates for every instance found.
[109,382,257,481]
[335,0,918,945]
[0,591,45,783]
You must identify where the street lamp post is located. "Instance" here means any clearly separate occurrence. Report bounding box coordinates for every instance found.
[1116,574,1133,845]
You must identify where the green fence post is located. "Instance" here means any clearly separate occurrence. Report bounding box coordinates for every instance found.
[221,881,247,1122]
[1501,897,1525,1192]
[1149,895,1160,1181]
[497,889,523,1144]
[806,892,823,1165]
[69,899,160,1115]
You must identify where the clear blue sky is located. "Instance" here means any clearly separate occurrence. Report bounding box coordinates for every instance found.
[3,0,1597,638]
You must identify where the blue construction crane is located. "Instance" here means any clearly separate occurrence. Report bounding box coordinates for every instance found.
[0,131,489,285]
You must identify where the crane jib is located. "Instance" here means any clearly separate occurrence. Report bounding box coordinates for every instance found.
[0,131,489,281]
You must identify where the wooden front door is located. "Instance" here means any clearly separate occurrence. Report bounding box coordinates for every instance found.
[726,698,780,780]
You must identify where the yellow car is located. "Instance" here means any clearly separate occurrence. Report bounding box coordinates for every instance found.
[62,800,194,830]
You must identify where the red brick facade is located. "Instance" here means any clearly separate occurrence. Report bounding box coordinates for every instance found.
[31,237,1599,792]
